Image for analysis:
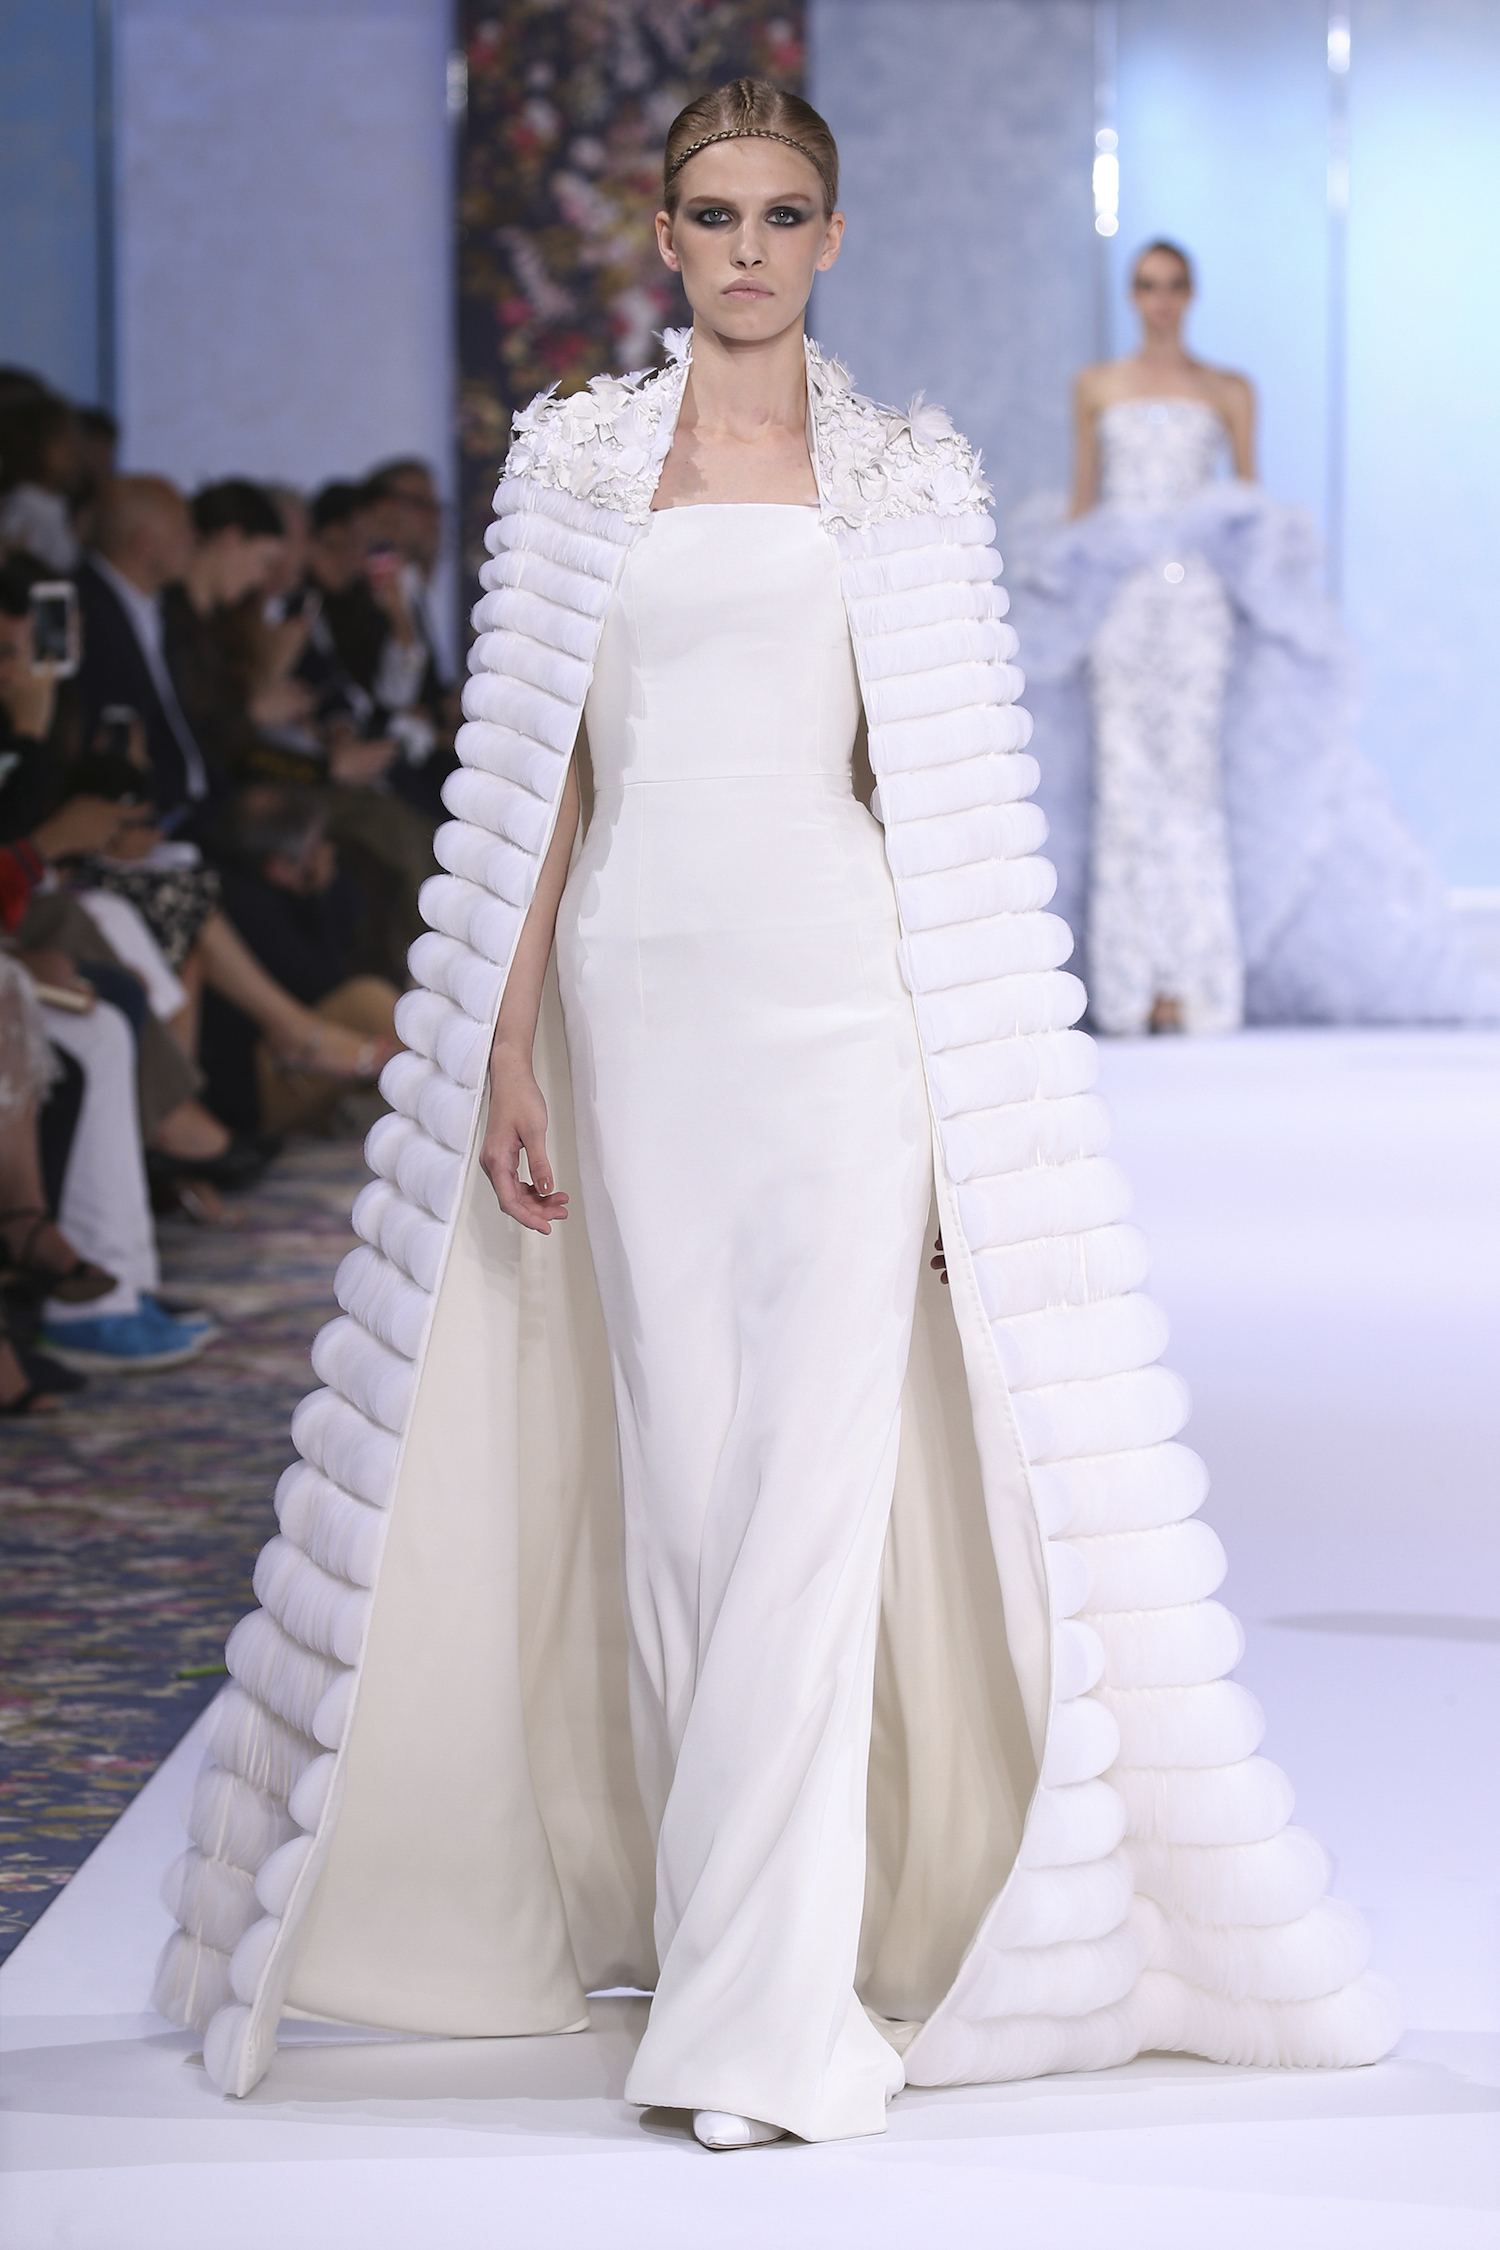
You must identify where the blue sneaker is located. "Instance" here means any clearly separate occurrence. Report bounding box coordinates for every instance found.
[41,1305,216,1373]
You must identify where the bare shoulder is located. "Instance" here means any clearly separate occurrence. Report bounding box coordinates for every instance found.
[1202,364,1256,418]
[1075,357,1145,412]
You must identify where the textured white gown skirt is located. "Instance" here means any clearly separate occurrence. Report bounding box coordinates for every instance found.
[1087,402,1243,1036]
[556,505,931,2139]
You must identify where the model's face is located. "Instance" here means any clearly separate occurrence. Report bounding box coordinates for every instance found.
[655,140,843,346]
[1133,251,1192,342]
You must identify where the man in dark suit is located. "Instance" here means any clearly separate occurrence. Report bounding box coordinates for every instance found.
[75,477,216,815]
[318,469,456,819]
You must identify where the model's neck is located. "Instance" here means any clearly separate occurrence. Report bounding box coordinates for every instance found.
[1136,334,1192,371]
[682,320,808,443]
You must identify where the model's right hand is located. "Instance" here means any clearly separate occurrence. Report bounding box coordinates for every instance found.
[481,1047,569,1233]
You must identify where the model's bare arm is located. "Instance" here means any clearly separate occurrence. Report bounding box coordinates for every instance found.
[480,756,581,1232]
[1222,372,1256,480]
[1068,370,1102,518]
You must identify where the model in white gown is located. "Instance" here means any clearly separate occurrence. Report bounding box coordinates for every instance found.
[557,501,927,2137]
[1011,402,1496,1027]
[153,116,1400,2129]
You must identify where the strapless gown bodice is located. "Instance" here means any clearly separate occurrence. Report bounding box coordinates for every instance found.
[1098,397,1225,511]
[583,502,859,789]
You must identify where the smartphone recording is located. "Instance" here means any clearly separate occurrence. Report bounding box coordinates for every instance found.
[29,581,79,678]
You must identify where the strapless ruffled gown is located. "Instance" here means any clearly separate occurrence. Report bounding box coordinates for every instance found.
[1009,398,1495,1027]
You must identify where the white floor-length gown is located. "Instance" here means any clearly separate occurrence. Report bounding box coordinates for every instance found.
[1087,401,1241,1035]
[557,502,929,2138]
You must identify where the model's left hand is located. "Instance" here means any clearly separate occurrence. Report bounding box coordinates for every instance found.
[930,1230,948,1285]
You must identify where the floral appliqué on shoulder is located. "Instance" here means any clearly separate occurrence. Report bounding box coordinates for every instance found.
[500,332,991,530]
[805,348,992,530]
[502,354,687,525]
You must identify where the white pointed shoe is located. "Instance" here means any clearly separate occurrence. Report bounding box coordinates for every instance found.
[693,2110,786,2150]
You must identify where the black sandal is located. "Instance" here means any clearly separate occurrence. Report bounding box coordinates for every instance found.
[1,1376,59,1415]
[0,1329,63,1415]
[17,1344,87,1395]
[0,1207,117,1304]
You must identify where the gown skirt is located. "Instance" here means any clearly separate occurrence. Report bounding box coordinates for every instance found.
[554,502,932,2140]
[1088,546,1241,1034]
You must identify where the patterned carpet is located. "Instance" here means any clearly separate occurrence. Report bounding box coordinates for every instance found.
[0,1135,366,1961]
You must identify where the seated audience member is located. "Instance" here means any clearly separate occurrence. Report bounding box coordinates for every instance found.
[0,369,53,415]
[81,775,393,1124]
[201,785,398,1133]
[361,458,459,818]
[0,582,243,1195]
[297,481,385,737]
[313,474,455,820]
[0,960,105,1410]
[3,555,385,1177]
[0,393,84,574]
[0,589,203,1154]
[28,966,216,1374]
[0,954,213,1381]
[71,407,119,552]
[77,476,217,815]
[271,482,437,965]
[0,553,77,836]
[156,480,430,976]
[241,484,327,773]
[165,479,298,782]
[363,457,454,694]
[73,481,233,1003]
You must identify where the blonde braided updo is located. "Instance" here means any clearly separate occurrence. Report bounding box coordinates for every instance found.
[662,79,839,215]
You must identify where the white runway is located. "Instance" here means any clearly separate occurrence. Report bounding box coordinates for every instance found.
[3,1030,1497,2248]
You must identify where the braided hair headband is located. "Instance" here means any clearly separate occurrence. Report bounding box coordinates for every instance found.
[665,127,822,185]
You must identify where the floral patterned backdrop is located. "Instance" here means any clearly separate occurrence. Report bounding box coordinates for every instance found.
[457,1,805,586]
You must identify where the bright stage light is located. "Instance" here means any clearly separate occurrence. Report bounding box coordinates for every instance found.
[1093,148,1120,236]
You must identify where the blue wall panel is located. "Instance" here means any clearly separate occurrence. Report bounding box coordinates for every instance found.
[0,0,104,403]
[1342,0,1500,885]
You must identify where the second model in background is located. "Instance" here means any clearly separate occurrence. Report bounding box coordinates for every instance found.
[1012,241,1493,1033]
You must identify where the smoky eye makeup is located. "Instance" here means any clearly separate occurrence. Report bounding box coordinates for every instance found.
[684,200,817,227]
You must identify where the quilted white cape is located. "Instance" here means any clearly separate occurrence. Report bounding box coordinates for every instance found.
[154,335,1399,2100]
